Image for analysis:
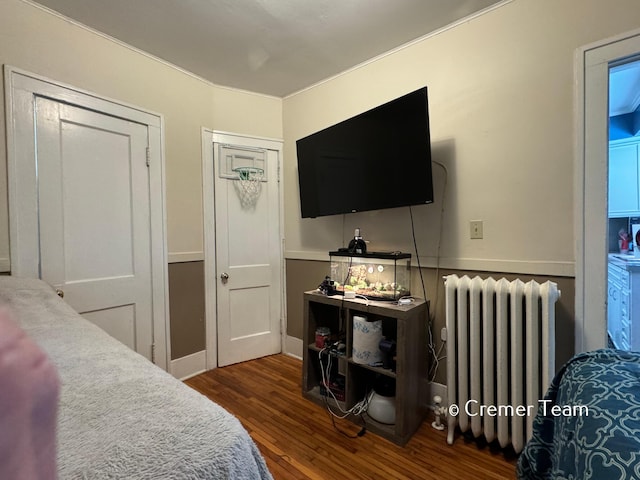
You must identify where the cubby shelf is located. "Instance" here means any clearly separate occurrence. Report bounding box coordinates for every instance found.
[302,290,428,446]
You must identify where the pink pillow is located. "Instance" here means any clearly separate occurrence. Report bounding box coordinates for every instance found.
[0,308,60,480]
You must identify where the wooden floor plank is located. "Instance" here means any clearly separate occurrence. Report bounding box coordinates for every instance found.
[185,354,517,479]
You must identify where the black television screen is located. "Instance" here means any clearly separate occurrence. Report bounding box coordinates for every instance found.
[296,87,433,218]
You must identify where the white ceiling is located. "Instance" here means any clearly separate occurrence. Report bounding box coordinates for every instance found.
[30,0,506,97]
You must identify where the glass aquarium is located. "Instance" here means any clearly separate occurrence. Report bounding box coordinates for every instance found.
[329,251,411,301]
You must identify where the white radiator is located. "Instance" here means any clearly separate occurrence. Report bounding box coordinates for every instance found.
[444,275,561,453]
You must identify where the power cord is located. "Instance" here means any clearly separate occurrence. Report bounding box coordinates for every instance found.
[328,410,367,438]
[428,160,449,381]
[318,348,372,417]
[409,205,439,382]
[354,294,371,307]
[318,348,369,438]
[409,159,449,383]
[340,256,354,328]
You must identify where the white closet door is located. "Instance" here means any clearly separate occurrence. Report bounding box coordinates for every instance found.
[35,97,154,359]
[214,140,282,367]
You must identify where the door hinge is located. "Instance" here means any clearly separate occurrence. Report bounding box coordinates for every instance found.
[151,342,156,363]
[146,147,151,167]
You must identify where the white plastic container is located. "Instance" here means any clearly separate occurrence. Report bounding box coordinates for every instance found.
[367,392,396,424]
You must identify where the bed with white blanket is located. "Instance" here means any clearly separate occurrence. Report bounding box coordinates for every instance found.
[0,276,272,480]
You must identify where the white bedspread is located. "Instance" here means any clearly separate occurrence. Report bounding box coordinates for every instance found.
[0,277,273,480]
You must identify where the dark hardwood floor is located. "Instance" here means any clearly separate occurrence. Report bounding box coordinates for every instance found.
[185,354,517,480]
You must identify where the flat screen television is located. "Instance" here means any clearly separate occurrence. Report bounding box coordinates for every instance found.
[296,87,433,218]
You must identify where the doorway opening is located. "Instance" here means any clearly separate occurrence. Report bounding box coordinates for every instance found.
[577,29,640,354]
[606,58,640,351]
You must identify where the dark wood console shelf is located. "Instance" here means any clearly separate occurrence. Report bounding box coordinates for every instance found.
[302,290,428,446]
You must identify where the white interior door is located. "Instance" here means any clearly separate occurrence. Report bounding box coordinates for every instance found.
[6,68,169,369]
[34,97,154,359]
[213,136,282,367]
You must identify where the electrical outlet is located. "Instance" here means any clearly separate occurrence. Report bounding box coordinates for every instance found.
[441,327,447,342]
[470,220,483,239]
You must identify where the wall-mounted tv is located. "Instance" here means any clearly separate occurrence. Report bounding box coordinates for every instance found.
[296,87,433,218]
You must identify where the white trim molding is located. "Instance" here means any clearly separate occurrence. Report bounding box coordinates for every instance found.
[201,128,218,370]
[435,257,574,278]
[285,250,574,277]
[168,251,205,263]
[169,350,207,380]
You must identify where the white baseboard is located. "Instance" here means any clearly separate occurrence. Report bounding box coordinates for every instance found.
[170,350,207,380]
[284,335,303,359]
[168,251,204,263]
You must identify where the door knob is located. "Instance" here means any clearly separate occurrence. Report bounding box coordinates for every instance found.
[220,272,229,284]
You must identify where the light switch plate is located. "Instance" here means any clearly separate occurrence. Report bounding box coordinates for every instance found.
[470,220,483,239]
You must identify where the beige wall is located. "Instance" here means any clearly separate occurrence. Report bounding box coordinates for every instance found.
[0,0,282,270]
[282,0,640,278]
[4,0,640,362]
[282,0,635,379]
[285,259,330,339]
[168,261,205,360]
[0,0,282,360]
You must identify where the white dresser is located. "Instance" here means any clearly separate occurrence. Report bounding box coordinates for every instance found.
[608,254,640,351]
